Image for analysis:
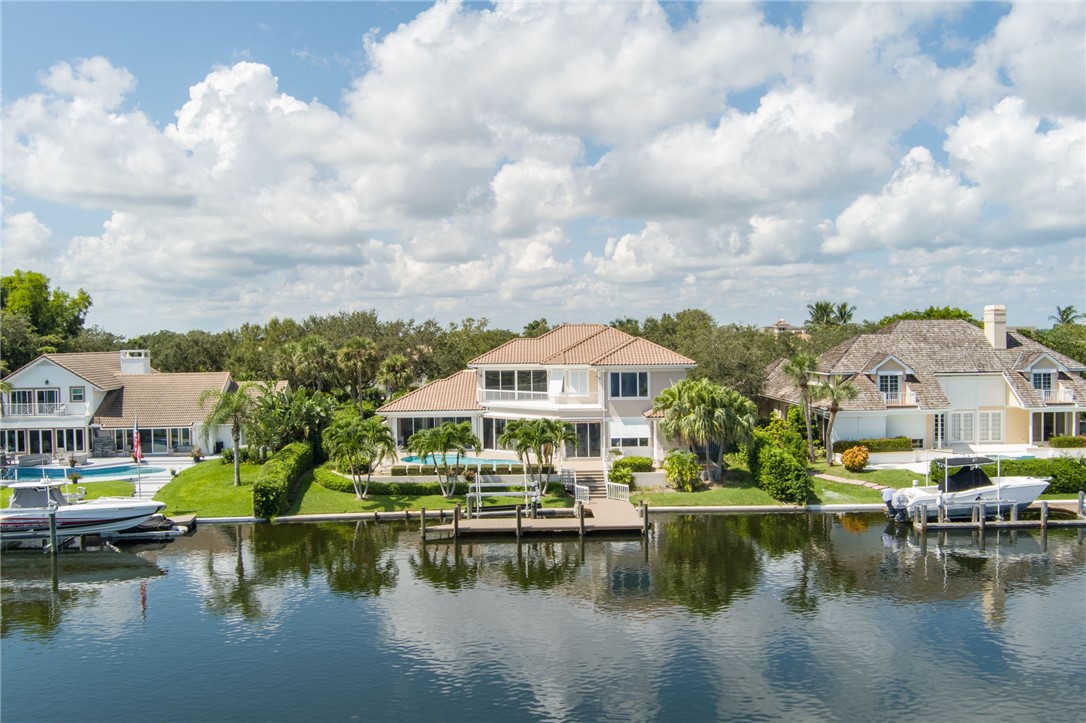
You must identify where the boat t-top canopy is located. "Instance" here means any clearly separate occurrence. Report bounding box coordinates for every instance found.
[5,480,68,489]
[938,456,995,467]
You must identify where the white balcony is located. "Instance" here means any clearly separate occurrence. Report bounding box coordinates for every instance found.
[882,390,919,407]
[1038,387,1076,404]
[481,389,549,403]
[3,402,90,418]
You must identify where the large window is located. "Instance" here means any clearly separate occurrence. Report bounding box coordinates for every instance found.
[565,422,602,458]
[609,372,648,399]
[1031,372,1052,391]
[977,411,1002,443]
[483,370,547,400]
[949,411,974,443]
[398,417,471,446]
[483,418,510,450]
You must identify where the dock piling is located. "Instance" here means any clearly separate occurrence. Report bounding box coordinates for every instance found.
[1040,501,1049,530]
[1010,504,1018,522]
[453,504,461,539]
[1078,491,1084,517]
[641,500,649,538]
[515,505,522,539]
[420,507,426,541]
[578,502,585,539]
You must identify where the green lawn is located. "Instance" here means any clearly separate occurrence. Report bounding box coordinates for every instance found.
[289,475,575,515]
[155,460,263,517]
[0,479,135,506]
[631,477,884,507]
[809,461,923,489]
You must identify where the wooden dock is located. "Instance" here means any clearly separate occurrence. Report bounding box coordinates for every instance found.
[911,497,1086,534]
[425,498,645,539]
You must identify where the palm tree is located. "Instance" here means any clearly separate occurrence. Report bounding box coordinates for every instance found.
[323,408,368,498]
[357,417,397,497]
[499,418,542,482]
[337,336,381,410]
[407,422,477,497]
[806,300,834,327]
[653,378,719,480]
[781,352,819,463]
[536,418,576,493]
[712,387,758,476]
[296,335,334,391]
[811,376,859,466]
[1050,305,1082,326]
[832,302,856,325]
[378,354,414,398]
[198,383,257,486]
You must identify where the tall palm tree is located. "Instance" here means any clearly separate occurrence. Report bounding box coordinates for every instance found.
[323,408,368,499]
[806,300,834,327]
[296,335,334,391]
[712,387,759,476]
[811,376,859,466]
[1050,305,1082,326]
[499,418,542,482]
[337,336,381,410]
[536,418,576,493]
[357,417,397,497]
[781,352,819,463]
[832,302,856,325]
[198,383,257,486]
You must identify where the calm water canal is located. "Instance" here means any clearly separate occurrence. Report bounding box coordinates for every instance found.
[3,513,1084,722]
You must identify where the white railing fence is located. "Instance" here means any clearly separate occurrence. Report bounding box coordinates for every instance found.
[605,482,630,502]
[573,483,590,505]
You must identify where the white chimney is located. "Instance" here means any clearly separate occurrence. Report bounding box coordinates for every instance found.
[983,305,1007,350]
[120,349,152,375]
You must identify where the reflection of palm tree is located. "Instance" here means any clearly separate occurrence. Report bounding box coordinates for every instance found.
[500,541,580,591]
[204,525,262,619]
[409,544,479,591]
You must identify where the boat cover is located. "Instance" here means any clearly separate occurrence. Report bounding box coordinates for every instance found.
[940,465,993,493]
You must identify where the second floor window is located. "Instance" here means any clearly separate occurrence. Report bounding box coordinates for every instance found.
[610,371,648,399]
[878,374,900,395]
[70,386,85,402]
[1031,372,1052,391]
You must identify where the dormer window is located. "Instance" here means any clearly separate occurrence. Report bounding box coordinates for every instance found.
[878,374,900,402]
[1031,372,1052,391]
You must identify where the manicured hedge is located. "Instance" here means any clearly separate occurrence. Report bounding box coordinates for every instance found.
[756,444,812,505]
[832,436,912,453]
[613,456,654,473]
[313,468,471,496]
[390,463,538,476]
[1050,436,1086,448]
[252,442,313,518]
[928,456,1086,494]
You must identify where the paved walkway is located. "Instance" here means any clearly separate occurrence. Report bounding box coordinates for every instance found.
[814,472,892,492]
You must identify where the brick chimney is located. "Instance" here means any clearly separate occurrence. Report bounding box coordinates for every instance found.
[983,305,1007,350]
[120,349,152,375]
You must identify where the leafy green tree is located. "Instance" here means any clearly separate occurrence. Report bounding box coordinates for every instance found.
[0,269,92,341]
[781,352,820,463]
[811,376,859,466]
[1050,305,1082,326]
[0,310,40,374]
[127,329,233,372]
[407,421,479,497]
[378,354,414,398]
[198,383,258,486]
[425,318,515,380]
[877,305,977,326]
[67,324,126,353]
[653,378,757,481]
[251,386,335,454]
[609,317,642,336]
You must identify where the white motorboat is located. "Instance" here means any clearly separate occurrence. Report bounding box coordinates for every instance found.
[0,481,166,541]
[887,456,1049,522]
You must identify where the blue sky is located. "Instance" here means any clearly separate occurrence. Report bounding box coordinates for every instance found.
[2,1,1083,336]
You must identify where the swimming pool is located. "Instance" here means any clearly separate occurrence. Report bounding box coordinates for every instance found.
[3,464,166,481]
[400,455,520,467]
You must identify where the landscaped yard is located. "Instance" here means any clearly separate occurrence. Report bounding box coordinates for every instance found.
[810,461,925,488]
[155,460,263,517]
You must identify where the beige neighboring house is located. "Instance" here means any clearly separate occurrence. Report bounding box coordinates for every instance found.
[762,319,810,340]
[762,305,1086,451]
[378,324,696,464]
[1,349,258,462]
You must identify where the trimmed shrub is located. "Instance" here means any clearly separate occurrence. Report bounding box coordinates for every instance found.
[757,445,812,505]
[614,456,654,473]
[1050,435,1086,448]
[313,468,471,497]
[928,456,1086,495]
[832,436,912,454]
[841,446,869,472]
[252,442,313,518]
[662,450,702,492]
[609,465,634,487]
[746,416,806,481]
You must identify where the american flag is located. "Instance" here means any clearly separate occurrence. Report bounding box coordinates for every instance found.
[133,416,142,462]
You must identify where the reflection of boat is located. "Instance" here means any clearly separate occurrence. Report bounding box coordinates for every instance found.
[888,456,1049,522]
[0,548,166,584]
[0,481,166,541]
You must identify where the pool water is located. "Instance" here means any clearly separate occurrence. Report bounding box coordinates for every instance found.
[4,464,165,481]
[400,454,520,466]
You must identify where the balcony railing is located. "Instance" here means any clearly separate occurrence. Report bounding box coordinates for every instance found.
[1038,388,1076,404]
[482,389,549,402]
[882,390,919,407]
[3,402,90,418]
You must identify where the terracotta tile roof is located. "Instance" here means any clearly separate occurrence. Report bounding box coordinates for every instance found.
[763,320,1086,412]
[94,372,233,427]
[469,324,695,367]
[377,370,483,413]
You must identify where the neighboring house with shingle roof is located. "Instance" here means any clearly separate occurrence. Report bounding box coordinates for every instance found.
[1,349,264,461]
[762,306,1086,451]
[378,324,696,462]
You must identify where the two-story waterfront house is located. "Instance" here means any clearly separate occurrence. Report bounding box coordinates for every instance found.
[762,305,1086,451]
[1,349,254,463]
[378,324,696,464]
